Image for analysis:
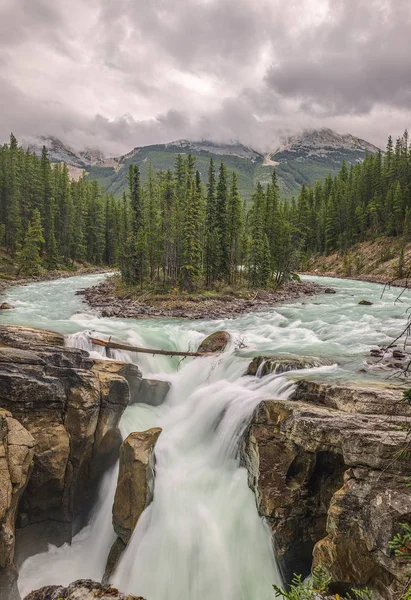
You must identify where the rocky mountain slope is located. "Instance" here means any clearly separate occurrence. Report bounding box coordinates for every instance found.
[22,129,379,200]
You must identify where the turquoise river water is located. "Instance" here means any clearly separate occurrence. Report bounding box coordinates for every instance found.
[0,274,409,600]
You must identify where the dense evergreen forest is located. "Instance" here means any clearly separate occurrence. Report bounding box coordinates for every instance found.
[0,134,123,274]
[0,134,297,290]
[292,131,411,259]
[2,131,410,290]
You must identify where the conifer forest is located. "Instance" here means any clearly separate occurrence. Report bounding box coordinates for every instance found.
[1,131,411,291]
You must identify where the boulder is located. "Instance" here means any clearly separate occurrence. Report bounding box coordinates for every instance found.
[358,300,373,306]
[92,359,170,407]
[324,288,336,294]
[246,355,333,377]
[0,302,13,310]
[197,331,231,354]
[242,379,411,599]
[24,579,145,600]
[131,378,171,407]
[113,428,162,544]
[0,409,34,595]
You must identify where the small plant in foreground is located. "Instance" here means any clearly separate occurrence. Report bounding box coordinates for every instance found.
[273,565,331,599]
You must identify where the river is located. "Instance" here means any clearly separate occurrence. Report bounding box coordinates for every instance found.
[0,273,409,600]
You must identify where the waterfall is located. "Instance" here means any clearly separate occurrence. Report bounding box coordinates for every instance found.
[5,272,410,599]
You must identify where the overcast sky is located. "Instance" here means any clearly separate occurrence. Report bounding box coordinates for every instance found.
[1,0,410,154]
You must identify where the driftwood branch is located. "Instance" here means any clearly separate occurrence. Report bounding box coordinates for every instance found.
[90,337,214,357]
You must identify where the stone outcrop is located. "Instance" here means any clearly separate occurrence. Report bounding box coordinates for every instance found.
[0,325,136,583]
[93,360,170,407]
[113,428,162,545]
[197,331,231,353]
[243,379,411,599]
[131,379,170,407]
[0,325,64,349]
[103,428,162,582]
[0,409,34,599]
[24,579,145,600]
[245,355,333,377]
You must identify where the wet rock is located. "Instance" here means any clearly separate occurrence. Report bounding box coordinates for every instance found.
[102,538,126,585]
[92,359,142,403]
[324,288,336,294]
[246,355,333,377]
[0,302,13,310]
[0,325,64,349]
[358,300,373,306]
[0,409,35,596]
[197,331,231,353]
[243,380,411,599]
[132,378,171,407]
[0,325,132,569]
[24,579,145,600]
[113,428,162,544]
[92,360,170,407]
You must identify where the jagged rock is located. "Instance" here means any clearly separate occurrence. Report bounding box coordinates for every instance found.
[0,409,34,596]
[102,538,126,585]
[197,331,231,354]
[0,326,133,574]
[113,428,162,544]
[92,360,170,407]
[132,378,171,407]
[246,355,333,377]
[92,359,142,403]
[24,579,145,600]
[242,380,411,599]
[0,302,13,310]
[358,300,373,305]
[0,325,64,349]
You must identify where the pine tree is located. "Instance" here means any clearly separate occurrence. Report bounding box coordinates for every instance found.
[17,209,44,275]
[204,158,218,286]
[180,176,202,292]
[227,171,243,283]
[215,162,229,281]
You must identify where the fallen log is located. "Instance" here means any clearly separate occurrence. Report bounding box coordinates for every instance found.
[90,337,214,357]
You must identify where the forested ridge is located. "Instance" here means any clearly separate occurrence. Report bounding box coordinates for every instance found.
[292,131,411,259]
[1,131,410,289]
[0,134,123,274]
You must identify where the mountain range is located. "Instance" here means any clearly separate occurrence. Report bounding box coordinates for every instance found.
[24,129,380,200]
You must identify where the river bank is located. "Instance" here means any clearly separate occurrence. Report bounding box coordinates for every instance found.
[304,238,411,289]
[302,270,411,289]
[81,276,325,320]
[0,267,115,299]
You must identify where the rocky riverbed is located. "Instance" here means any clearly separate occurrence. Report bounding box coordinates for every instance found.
[81,277,324,319]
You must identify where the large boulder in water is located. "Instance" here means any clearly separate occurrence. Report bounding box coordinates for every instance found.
[245,355,333,377]
[0,325,64,349]
[197,331,231,354]
[24,579,145,600]
[113,428,162,544]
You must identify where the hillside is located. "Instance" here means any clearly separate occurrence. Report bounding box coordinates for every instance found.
[304,238,410,285]
[23,129,379,200]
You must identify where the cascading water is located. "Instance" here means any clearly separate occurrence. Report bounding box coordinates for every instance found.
[2,273,411,599]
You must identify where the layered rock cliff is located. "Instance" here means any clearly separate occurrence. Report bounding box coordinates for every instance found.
[0,325,145,597]
[243,380,411,599]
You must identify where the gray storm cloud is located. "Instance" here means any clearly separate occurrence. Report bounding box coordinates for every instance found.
[0,0,410,153]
